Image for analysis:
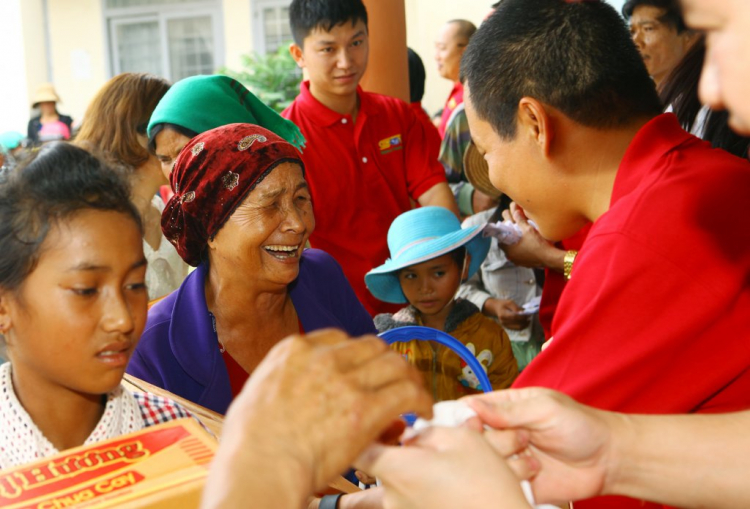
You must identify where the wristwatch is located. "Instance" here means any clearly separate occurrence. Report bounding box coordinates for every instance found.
[319,494,344,509]
[563,250,578,280]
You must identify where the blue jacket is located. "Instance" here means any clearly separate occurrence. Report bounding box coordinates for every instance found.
[127,249,376,414]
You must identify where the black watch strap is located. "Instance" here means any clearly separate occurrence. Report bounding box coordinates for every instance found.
[319,493,344,509]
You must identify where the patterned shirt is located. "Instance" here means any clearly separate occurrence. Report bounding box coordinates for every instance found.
[0,362,192,468]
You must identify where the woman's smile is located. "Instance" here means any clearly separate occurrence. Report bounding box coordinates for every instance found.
[264,244,302,260]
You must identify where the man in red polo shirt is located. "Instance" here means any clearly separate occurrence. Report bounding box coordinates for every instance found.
[284,0,458,316]
[462,1,750,507]
[435,19,476,138]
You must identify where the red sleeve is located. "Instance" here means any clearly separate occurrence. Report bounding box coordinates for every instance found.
[515,230,750,414]
[400,101,447,200]
[538,225,591,339]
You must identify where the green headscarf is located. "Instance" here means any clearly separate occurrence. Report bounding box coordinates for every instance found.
[147,75,305,151]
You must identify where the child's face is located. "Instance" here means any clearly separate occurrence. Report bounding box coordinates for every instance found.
[0,209,148,397]
[398,253,463,318]
[291,19,369,100]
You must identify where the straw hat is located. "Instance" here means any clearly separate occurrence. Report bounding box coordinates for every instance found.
[31,83,61,108]
[463,142,502,200]
[365,206,490,304]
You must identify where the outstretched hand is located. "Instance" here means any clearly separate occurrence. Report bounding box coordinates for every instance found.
[356,425,537,509]
[465,388,625,505]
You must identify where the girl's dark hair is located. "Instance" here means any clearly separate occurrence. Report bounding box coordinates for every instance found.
[660,36,750,158]
[147,123,200,154]
[0,142,142,292]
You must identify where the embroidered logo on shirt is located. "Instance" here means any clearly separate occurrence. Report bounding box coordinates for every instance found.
[378,134,403,155]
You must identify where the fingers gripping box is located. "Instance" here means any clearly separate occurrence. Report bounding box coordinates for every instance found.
[0,419,216,509]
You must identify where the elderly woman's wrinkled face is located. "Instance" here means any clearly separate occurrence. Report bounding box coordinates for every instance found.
[207,162,314,286]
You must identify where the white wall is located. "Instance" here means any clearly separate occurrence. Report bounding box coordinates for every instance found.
[606,0,627,16]
[4,0,631,134]
[405,0,488,116]
[0,0,32,135]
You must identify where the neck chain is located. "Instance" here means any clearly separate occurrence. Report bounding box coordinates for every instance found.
[208,311,226,353]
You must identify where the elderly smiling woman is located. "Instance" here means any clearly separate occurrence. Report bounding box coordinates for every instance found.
[127,123,375,414]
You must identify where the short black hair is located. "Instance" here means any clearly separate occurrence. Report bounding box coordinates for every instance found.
[622,0,687,33]
[447,19,477,43]
[0,142,141,293]
[407,48,426,104]
[462,0,662,140]
[289,0,369,47]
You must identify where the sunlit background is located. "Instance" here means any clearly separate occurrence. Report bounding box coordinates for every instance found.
[0,0,628,135]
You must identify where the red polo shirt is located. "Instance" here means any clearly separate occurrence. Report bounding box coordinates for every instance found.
[514,114,750,509]
[537,224,591,340]
[283,82,447,316]
[410,101,442,159]
[438,82,464,138]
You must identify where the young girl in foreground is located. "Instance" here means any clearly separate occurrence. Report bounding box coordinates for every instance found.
[0,143,191,468]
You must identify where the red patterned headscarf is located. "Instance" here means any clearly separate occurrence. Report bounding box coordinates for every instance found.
[161,123,305,266]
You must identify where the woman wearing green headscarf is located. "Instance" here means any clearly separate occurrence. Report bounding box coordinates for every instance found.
[147,74,306,178]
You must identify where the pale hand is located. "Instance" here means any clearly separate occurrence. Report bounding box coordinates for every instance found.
[465,388,623,505]
[355,425,537,509]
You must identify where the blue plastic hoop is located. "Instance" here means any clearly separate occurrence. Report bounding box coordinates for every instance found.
[378,325,493,393]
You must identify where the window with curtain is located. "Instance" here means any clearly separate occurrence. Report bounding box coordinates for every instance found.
[106,0,207,8]
[113,20,162,76]
[254,0,293,54]
[168,16,215,80]
[105,0,221,81]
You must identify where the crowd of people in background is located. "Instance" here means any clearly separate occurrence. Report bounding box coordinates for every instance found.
[1,0,750,507]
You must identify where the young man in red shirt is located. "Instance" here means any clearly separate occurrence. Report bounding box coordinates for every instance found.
[462,1,750,507]
[284,0,458,316]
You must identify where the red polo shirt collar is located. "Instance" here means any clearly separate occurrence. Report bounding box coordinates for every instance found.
[613,113,692,206]
[296,81,380,127]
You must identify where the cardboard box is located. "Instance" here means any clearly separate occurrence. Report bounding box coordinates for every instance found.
[123,374,360,495]
[0,419,216,509]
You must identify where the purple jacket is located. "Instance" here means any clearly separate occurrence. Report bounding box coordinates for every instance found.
[127,249,376,414]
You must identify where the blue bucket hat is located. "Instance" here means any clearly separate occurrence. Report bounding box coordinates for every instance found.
[365,206,490,304]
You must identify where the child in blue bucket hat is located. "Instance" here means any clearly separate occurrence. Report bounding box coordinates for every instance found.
[366,207,518,401]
